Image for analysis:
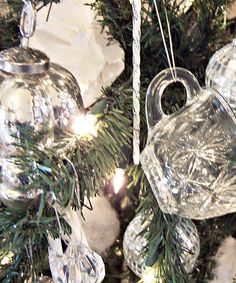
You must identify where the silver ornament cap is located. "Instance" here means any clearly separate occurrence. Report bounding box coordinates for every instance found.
[0,0,49,75]
[0,47,49,74]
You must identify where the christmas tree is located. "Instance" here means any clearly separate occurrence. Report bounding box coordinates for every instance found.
[0,0,236,282]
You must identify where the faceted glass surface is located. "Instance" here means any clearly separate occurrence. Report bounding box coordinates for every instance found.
[206,39,236,114]
[123,213,149,278]
[141,87,236,219]
[48,238,105,283]
[123,212,200,278]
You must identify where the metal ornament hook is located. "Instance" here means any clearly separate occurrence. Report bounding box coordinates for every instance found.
[20,0,36,47]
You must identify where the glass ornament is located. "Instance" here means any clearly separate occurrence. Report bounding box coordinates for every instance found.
[140,67,236,219]
[45,63,83,131]
[0,47,54,154]
[48,238,105,283]
[123,211,200,278]
[0,0,84,154]
[0,156,41,210]
[48,206,105,283]
[0,46,84,154]
[206,39,236,114]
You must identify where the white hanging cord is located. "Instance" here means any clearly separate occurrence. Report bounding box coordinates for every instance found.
[131,0,176,164]
[163,0,177,78]
[53,206,68,242]
[50,156,81,243]
[132,0,141,165]
[20,0,36,47]
[63,156,81,207]
[153,0,177,80]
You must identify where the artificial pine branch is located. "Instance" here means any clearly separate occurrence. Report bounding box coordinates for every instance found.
[0,0,236,282]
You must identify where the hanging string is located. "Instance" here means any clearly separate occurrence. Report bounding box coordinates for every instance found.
[153,0,177,80]
[63,156,81,207]
[132,0,141,165]
[48,156,81,244]
[20,0,36,47]
[131,0,176,165]
[163,0,177,78]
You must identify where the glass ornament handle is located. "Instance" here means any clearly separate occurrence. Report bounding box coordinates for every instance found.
[20,0,36,47]
[145,67,201,130]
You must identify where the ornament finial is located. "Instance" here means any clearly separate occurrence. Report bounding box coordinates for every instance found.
[20,0,36,47]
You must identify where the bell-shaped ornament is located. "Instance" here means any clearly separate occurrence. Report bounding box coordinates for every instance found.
[0,1,84,155]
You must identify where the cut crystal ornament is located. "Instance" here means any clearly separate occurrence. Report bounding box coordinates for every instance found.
[206,39,236,114]
[48,206,105,283]
[141,67,236,219]
[48,237,105,283]
[123,212,149,277]
[123,211,200,278]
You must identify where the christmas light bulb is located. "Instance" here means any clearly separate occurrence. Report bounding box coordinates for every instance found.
[71,113,98,138]
[113,168,125,194]
[0,251,14,265]
[142,268,157,283]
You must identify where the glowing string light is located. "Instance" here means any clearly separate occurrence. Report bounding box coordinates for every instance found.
[71,113,98,138]
[113,168,126,194]
[143,267,158,283]
[0,251,14,265]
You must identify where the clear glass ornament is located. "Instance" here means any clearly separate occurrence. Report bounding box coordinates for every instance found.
[48,206,105,283]
[123,211,200,278]
[140,67,236,219]
[123,212,149,278]
[0,1,84,154]
[0,47,83,155]
[0,48,55,154]
[48,237,105,283]
[206,39,236,114]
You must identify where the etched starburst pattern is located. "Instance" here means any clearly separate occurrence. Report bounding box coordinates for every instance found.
[141,91,236,219]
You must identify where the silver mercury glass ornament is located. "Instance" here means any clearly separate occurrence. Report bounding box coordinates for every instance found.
[123,211,200,278]
[0,0,83,209]
[206,38,236,114]
[0,0,84,155]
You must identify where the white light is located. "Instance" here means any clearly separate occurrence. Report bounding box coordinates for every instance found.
[71,113,98,138]
[113,168,125,194]
[1,252,14,265]
[143,267,157,283]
